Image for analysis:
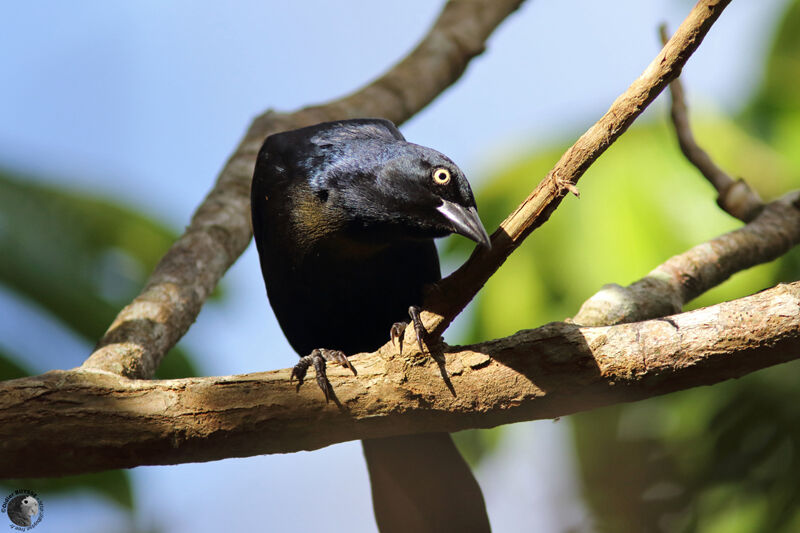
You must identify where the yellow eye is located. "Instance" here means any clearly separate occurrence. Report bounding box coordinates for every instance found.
[432,167,451,185]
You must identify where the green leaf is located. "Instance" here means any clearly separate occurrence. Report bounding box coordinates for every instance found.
[745,0,800,144]
[0,170,206,379]
[0,170,177,340]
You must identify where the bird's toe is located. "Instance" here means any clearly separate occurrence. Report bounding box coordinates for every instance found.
[408,305,426,354]
[390,321,408,354]
[319,348,357,376]
[293,348,356,402]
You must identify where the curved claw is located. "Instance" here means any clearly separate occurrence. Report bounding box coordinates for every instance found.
[310,353,331,403]
[390,321,408,354]
[408,306,426,354]
[290,356,312,385]
[321,348,357,377]
[291,348,356,403]
[389,306,427,354]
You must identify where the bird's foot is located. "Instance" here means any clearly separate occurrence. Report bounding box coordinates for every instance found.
[390,305,426,355]
[291,348,357,402]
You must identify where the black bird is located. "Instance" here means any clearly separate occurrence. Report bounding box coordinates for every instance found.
[251,118,492,532]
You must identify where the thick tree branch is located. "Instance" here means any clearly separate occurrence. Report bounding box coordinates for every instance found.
[659,24,764,222]
[2,281,798,478]
[574,191,800,326]
[417,0,733,342]
[81,0,526,378]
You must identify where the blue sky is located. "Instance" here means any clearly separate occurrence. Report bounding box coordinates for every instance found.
[0,1,788,531]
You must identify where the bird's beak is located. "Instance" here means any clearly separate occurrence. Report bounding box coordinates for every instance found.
[436,200,491,248]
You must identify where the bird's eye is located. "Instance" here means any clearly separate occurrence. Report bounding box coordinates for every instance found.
[432,167,451,185]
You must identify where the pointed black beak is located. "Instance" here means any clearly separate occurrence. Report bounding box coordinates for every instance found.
[436,200,491,248]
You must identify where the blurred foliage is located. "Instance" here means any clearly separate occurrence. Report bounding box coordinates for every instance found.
[0,172,171,339]
[454,425,506,468]
[0,347,28,380]
[745,0,800,153]
[0,170,207,509]
[0,471,134,511]
[449,0,800,529]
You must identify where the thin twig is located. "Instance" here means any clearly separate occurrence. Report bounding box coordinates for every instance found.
[659,24,764,221]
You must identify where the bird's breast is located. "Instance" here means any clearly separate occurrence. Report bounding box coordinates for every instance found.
[262,237,440,356]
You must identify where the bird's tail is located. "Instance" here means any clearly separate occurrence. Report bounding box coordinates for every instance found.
[362,432,491,533]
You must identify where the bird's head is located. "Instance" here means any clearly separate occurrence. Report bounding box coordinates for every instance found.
[256,118,490,249]
[364,138,490,247]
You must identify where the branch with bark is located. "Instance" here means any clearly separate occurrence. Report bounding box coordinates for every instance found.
[2,281,798,478]
[4,0,800,482]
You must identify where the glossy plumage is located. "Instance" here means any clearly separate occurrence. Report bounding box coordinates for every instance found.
[251,118,491,532]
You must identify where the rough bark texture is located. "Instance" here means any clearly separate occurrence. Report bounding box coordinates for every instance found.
[2,281,798,478]
[81,0,526,379]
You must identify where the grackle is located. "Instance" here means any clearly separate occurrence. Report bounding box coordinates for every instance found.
[251,118,492,532]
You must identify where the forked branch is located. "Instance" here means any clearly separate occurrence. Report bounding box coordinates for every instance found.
[419,0,733,339]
